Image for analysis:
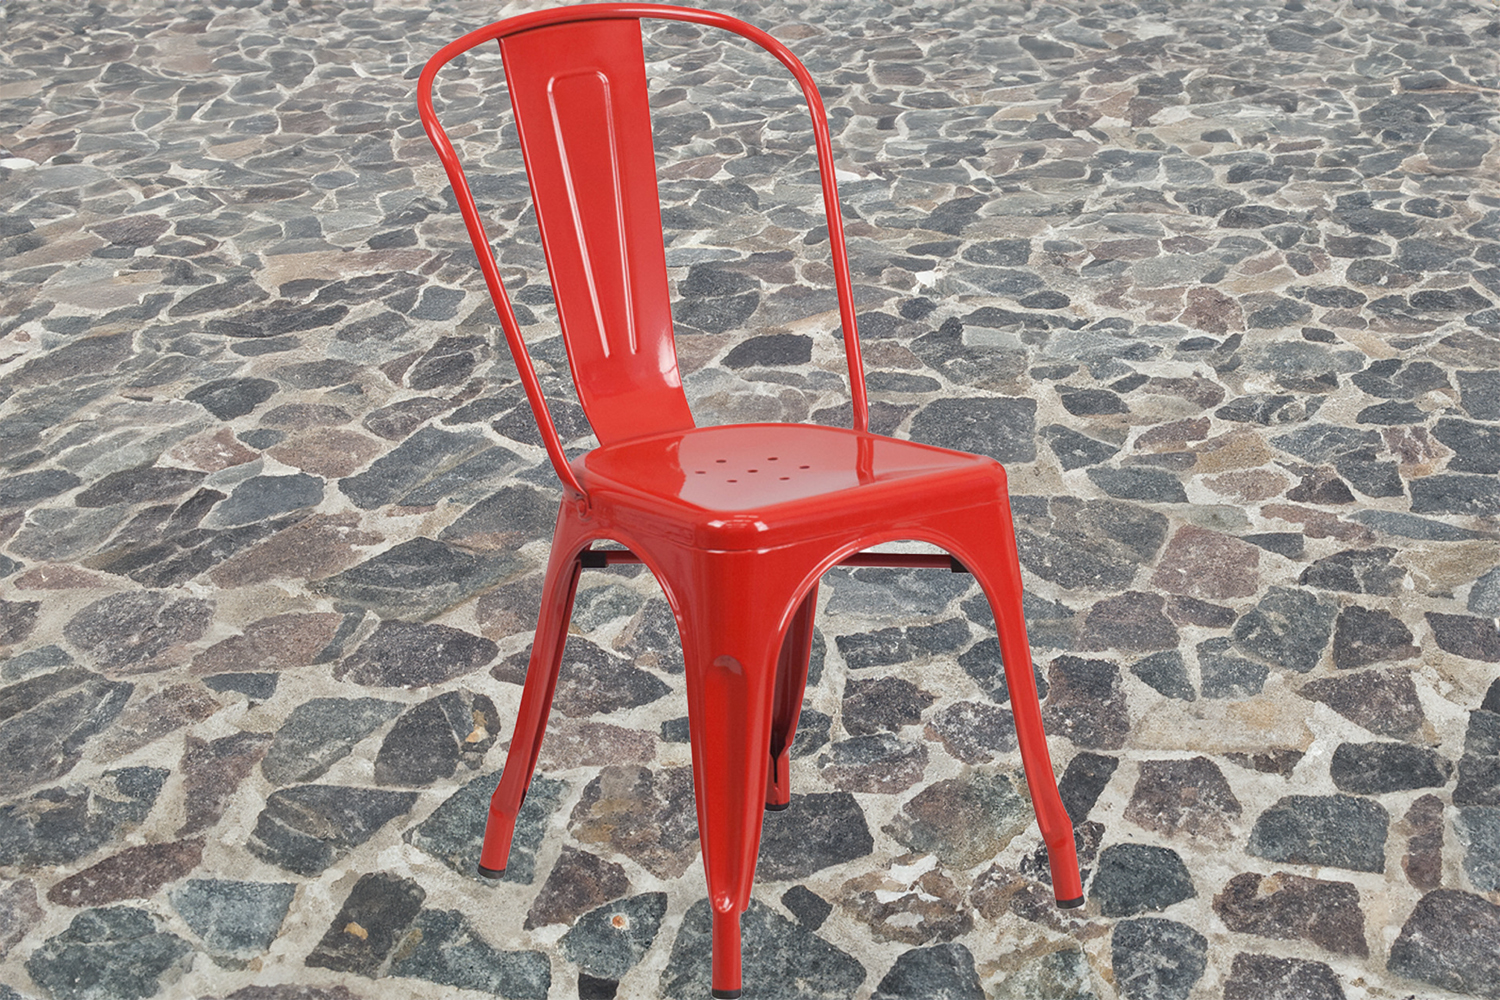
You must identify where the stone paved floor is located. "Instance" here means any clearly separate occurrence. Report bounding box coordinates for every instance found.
[2,0,1499,997]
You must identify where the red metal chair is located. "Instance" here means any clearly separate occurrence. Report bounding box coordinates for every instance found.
[417,6,1082,995]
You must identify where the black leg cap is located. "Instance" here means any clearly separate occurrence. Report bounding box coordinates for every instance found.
[476,864,505,880]
[711,991,742,999]
[764,801,790,812]
[1056,895,1085,909]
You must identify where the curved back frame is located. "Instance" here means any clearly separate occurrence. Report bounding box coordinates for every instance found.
[418,3,869,500]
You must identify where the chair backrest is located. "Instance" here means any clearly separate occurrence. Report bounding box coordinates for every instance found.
[419,4,868,499]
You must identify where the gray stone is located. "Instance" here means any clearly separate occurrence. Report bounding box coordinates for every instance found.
[560,893,667,980]
[1091,844,1196,916]
[339,426,490,508]
[1058,751,1118,825]
[0,469,82,509]
[909,397,1036,464]
[1332,605,1418,669]
[261,697,404,785]
[63,591,213,673]
[1410,474,1500,516]
[1110,918,1207,1000]
[74,466,206,508]
[842,676,935,735]
[1300,548,1405,596]
[1426,612,1500,662]
[924,701,1015,765]
[1456,807,1500,892]
[1013,497,1169,592]
[1043,424,1120,470]
[207,474,323,528]
[247,784,418,876]
[185,378,278,420]
[819,733,929,791]
[0,766,166,868]
[406,772,565,884]
[373,690,498,787]
[1043,656,1129,749]
[1080,592,1178,652]
[872,943,983,1000]
[26,907,192,1000]
[1388,890,1500,999]
[305,873,424,977]
[317,539,517,620]
[1129,650,1195,701]
[660,899,865,1000]
[1455,754,1500,807]
[389,908,550,998]
[1232,586,1337,673]
[493,638,668,717]
[0,668,135,796]
[1470,566,1500,616]
[1086,467,1188,503]
[1248,794,1389,873]
[170,879,296,961]
[337,620,499,687]
[1331,742,1452,794]
[886,771,1029,869]
[758,792,874,879]
[1221,953,1346,1000]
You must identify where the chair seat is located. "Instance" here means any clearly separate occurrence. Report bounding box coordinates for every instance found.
[577,423,1004,550]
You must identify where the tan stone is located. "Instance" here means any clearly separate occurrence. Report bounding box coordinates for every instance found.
[167,427,259,472]
[1202,469,1291,503]
[1260,504,1371,542]
[1150,524,1260,600]
[1190,429,1275,472]
[267,428,383,480]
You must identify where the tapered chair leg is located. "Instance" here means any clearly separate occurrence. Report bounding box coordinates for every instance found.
[955,502,1084,907]
[673,553,801,999]
[765,584,818,811]
[478,527,587,877]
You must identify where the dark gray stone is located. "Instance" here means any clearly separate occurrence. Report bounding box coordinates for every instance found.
[1269,424,1380,464]
[1299,548,1405,596]
[1433,418,1500,475]
[261,697,404,785]
[305,873,425,977]
[1232,586,1337,673]
[1426,613,1500,662]
[74,467,207,508]
[1299,667,1425,738]
[819,733,929,792]
[1458,370,1500,421]
[339,426,490,508]
[1043,424,1120,470]
[782,885,833,930]
[1455,754,1500,807]
[560,893,667,980]
[1456,807,1500,891]
[723,333,812,368]
[1333,606,1418,669]
[493,637,668,717]
[909,397,1036,463]
[1110,918,1207,1000]
[373,690,499,787]
[842,676,935,735]
[1013,497,1169,592]
[1388,890,1500,1000]
[210,474,323,528]
[1080,591,1178,652]
[438,484,556,549]
[871,943,982,1000]
[1221,953,1346,1000]
[317,539,517,620]
[1043,655,1129,749]
[170,879,296,960]
[25,907,192,1000]
[1248,794,1389,873]
[338,620,498,688]
[758,792,874,879]
[405,772,565,884]
[186,378,278,420]
[1129,650,1195,701]
[660,899,865,1000]
[1470,566,1500,616]
[0,469,82,508]
[247,784,418,876]
[0,766,166,868]
[0,668,135,796]
[1212,872,1368,957]
[2,644,74,681]
[1331,741,1452,794]
[1086,467,1188,503]
[63,591,213,673]
[1410,474,1500,516]
[390,908,550,998]
[1058,751,1118,825]
[1091,843,1196,917]
[924,701,1015,765]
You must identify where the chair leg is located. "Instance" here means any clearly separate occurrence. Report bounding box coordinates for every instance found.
[675,554,794,999]
[765,583,818,811]
[478,540,586,878]
[959,502,1084,908]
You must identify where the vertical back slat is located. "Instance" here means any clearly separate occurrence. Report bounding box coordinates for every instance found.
[501,19,695,445]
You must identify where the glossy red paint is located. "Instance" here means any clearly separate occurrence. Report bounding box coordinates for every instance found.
[418,7,1082,995]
